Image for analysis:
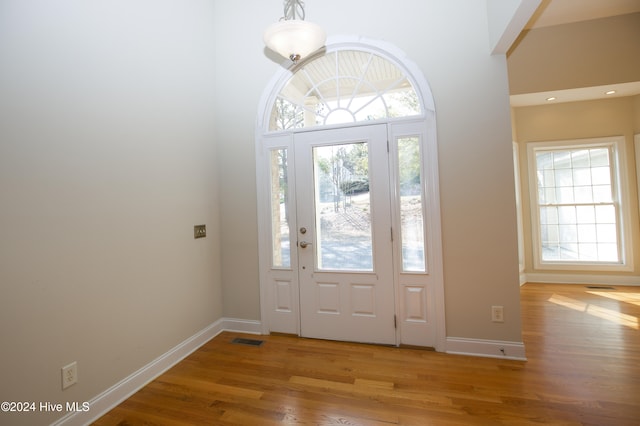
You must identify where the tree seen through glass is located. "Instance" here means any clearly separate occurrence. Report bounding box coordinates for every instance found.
[314,143,373,271]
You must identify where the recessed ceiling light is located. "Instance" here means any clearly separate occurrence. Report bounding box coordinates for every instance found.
[605,90,616,95]
[546,97,556,101]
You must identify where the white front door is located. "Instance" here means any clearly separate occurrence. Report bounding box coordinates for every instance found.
[294,124,396,345]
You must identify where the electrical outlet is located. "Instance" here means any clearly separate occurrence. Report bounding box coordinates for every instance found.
[194,224,206,239]
[61,362,77,390]
[491,305,504,322]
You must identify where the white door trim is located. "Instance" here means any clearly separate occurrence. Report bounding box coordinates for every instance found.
[256,36,446,351]
[294,124,396,345]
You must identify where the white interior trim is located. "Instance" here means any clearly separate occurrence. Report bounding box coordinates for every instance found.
[523,272,640,286]
[255,35,446,351]
[526,136,634,272]
[51,318,261,426]
[634,134,640,221]
[52,315,538,425]
[513,141,525,274]
[446,337,527,361]
[487,0,542,54]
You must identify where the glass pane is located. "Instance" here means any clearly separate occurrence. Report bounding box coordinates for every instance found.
[577,224,597,242]
[556,187,574,203]
[384,81,421,118]
[542,243,560,260]
[270,149,290,268]
[269,50,422,131]
[599,244,619,262]
[398,137,425,272]
[579,243,598,260]
[540,206,558,225]
[573,186,593,203]
[595,205,616,223]
[540,223,559,243]
[352,96,387,122]
[572,168,591,186]
[596,224,617,243]
[536,152,553,170]
[541,187,556,204]
[576,205,595,223]
[560,243,579,260]
[558,206,576,224]
[271,98,304,131]
[590,148,609,166]
[553,151,572,168]
[571,150,590,167]
[593,185,612,203]
[535,145,620,264]
[554,169,573,186]
[559,224,578,243]
[591,166,611,185]
[313,143,373,271]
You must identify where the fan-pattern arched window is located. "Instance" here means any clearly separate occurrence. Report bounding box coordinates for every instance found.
[269,50,422,131]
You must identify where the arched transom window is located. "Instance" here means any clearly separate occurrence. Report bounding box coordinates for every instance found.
[269,49,423,131]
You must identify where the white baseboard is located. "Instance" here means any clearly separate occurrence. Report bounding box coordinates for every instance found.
[53,318,530,425]
[446,337,527,361]
[519,272,527,286]
[51,318,262,426]
[524,273,640,286]
[220,317,263,334]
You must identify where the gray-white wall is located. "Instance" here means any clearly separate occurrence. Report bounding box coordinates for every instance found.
[0,1,222,424]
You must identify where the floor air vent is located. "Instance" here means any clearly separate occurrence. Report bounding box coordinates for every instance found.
[231,337,264,347]
[586,285,615,290]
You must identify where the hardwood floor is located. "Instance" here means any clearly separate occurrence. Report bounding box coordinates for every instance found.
[93,283,640,425]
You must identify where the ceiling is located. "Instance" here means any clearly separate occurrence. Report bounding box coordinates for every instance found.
[510,0,640,106]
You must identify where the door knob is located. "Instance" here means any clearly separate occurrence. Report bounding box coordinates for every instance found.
[299,241,312,248]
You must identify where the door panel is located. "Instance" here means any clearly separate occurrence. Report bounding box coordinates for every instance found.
[295,124,396,345]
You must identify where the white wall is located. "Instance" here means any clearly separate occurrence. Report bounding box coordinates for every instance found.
[214,0,523,342]
[0,1,222,425]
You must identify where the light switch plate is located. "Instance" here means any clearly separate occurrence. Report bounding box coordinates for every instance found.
[194,224,206,239]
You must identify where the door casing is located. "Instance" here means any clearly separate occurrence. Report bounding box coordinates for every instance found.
[256,37,445,350]
[294,124,396,345]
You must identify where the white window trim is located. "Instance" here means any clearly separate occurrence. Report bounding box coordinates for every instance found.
[527,136,633,272]
[513,142,526,278]
[635,134,640,220]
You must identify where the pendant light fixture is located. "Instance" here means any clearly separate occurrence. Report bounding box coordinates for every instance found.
[263,0,326,63]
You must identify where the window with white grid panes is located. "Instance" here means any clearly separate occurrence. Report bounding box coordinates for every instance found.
[533,143,622,264]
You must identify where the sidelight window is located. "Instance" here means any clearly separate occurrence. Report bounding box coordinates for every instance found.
[269,148,291,268]
[397,136,426,272]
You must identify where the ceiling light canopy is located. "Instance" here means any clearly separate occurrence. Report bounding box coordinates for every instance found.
[263,0,326,63]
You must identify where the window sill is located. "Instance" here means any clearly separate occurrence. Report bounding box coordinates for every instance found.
[533,261,633,273]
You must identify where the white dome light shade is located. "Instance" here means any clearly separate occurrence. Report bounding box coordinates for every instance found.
[264,19,326,62]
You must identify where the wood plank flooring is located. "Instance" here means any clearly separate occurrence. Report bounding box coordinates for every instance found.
[93,283,640,425]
